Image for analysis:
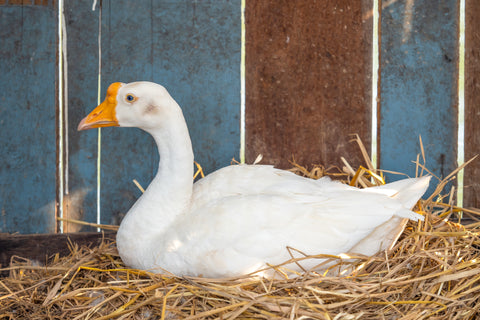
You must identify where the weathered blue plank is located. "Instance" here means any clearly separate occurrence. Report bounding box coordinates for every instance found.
[380,1,458,195]
[65,0,106,231]
[0,5,57,233]
[150,0,241,172]
[68,0,241,227]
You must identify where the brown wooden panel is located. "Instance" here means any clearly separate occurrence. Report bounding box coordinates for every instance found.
[465,0,480,208]
[0,231,116,271]
[245,1,372,169]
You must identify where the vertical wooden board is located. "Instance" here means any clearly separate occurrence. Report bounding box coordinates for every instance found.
[245,1,372,170]
[150,0,241,173]
[465,0,480,208]
[64,1,104,231]
[0,5,57,233]
[68,0,241,227]
[379,1,458,194]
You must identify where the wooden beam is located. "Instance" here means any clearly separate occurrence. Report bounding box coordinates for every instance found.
[0,231,116,271]
[245,0,372,170]
[465,0,480,208]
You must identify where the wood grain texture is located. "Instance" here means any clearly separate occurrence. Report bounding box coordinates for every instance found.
[465,0,480,208]
[245,1,372,169]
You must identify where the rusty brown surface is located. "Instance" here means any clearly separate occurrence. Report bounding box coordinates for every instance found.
[465,0,480,208]
[245,1,372,170]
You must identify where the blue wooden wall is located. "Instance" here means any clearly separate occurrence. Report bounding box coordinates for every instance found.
[0,1,474,234]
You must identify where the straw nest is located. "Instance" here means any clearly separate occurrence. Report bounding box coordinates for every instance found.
[1,137,480,320]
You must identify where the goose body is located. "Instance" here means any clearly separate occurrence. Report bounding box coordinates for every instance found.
[78,81,430,278]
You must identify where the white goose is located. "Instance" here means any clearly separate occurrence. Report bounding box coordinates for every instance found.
[78,81,430,278]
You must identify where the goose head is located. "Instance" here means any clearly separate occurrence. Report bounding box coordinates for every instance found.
[78,81,182,133]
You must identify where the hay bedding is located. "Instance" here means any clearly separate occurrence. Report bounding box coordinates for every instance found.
[1,141,480,319]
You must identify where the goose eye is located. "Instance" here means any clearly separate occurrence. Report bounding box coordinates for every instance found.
[125,94,136,102]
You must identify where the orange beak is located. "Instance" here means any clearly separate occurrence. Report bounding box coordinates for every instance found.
[78,82,123,131]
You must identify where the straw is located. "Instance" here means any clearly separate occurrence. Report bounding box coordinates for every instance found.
[1,138,479,319]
